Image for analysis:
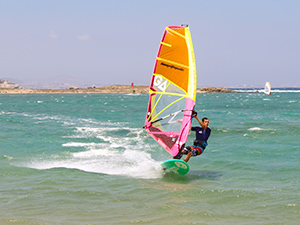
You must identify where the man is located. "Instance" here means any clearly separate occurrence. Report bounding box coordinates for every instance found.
[174,111,211,162]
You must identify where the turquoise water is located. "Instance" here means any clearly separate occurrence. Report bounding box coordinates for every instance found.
[1,92,300,224]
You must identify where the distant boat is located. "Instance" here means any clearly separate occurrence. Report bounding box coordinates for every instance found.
[264,82,271,95]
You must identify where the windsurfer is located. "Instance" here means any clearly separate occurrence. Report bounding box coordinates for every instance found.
[174,111,211,162]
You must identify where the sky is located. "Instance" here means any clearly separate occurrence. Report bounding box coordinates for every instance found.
[1,0,300,88]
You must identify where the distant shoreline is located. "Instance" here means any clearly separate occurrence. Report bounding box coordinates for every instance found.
[0,85,237,94]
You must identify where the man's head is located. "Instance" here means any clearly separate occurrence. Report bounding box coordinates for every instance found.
[202,117,209,126]
[202,117,208,122]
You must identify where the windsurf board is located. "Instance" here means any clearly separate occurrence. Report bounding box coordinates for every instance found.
[161,159,189,175]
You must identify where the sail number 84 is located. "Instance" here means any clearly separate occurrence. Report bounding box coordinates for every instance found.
[154,76,168,92]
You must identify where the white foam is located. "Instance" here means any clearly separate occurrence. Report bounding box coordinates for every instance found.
[233,89,300,93]
[62,142,107,148]
[63,126,145,149]
[3,155,13,160]
[17,112,162,179]
[26,148,163,179]
[248,127,263,131]
[248,127,275,131]
[13,112,114,128]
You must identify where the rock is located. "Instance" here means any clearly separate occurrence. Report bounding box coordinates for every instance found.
[197,87,236,93]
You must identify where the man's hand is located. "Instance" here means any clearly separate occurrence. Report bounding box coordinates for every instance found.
[192,110,197,117]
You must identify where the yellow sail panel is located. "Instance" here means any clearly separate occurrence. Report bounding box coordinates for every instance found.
[185,27,197,101]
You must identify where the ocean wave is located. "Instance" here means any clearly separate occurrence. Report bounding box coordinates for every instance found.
[248,127,274,131]
[233,89,300,93]
[63,126,145,145]
[9,112,129,129]
[1,155,13,160]
[62,142,107,148]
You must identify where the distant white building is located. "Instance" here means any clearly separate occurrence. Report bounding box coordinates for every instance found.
[0,80,22,89]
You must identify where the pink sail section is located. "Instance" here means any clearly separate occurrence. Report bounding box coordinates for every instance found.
[172,98,195,155]
[144,25,197,157]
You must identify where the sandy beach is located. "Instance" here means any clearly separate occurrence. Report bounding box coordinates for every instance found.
[0,85,236,94]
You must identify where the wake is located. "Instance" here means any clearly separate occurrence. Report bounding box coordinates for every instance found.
[25,122,163,179]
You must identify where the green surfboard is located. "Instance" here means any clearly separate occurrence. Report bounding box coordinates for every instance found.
[161,159,189,175]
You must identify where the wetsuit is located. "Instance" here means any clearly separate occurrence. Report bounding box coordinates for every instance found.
[184,126,211,156]
[174,126,211,159]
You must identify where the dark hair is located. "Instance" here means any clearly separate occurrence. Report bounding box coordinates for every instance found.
[202,117,209,122]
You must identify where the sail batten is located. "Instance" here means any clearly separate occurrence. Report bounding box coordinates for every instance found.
[148,96,185,123]
[166,27,186,39]
[151,74,189,93]
[144,25,197,157]
[149,91,188,98]
[160,42,172,47]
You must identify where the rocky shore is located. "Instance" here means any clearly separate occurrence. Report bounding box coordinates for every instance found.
[197,87,237,93]
[0,85,236,94]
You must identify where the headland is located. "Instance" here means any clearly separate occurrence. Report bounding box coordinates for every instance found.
[0,85,236,94]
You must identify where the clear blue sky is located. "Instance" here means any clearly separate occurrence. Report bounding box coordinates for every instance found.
[1,0,300,88]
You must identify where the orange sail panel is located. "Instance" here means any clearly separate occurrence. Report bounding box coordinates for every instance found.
[156,27,189,93]
[144,25,197,157]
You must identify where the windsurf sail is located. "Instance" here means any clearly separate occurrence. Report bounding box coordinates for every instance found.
[264,82,271,95]
[130,82,134,94]
[144,25,197,157]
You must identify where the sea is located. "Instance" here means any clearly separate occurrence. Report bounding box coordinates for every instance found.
[1,89,300,225]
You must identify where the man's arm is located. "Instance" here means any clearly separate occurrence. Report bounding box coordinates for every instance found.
[193,115,208,129]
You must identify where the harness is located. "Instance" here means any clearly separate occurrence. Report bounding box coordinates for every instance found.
[183,140,208,156]
[193,139,208,149]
